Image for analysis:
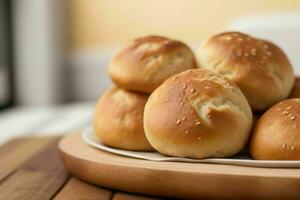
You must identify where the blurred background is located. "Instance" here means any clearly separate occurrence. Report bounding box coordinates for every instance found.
[0,0,300,143]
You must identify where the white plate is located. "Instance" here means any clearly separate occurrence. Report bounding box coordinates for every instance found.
[82,128,300,168]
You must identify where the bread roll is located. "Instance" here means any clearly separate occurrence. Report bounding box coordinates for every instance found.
[250,98,300,160]
[94,87,153,151]
[197,32,295,111]
[109,35,197,93]
[144,69,253,158]
[290,77,300,98]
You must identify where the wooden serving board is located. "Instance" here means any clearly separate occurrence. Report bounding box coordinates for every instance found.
[59,133,300,200]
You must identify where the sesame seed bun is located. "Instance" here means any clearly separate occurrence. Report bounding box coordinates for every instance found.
[144,69,253,159]
[109,35,197,93]
[197,32,295,111]
[94,87,153,151]
[250,98,300,160]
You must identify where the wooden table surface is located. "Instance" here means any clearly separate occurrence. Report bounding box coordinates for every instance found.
[0,136,164,200]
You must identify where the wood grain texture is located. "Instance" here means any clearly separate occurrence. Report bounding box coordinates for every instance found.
[54,177,113,200]
[113,192,163,200]
[0,139,69,200]
[0,137,58,182]
[59,133,300,200]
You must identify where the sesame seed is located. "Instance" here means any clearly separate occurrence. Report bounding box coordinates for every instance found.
[286,106,292,110]
[185,130,189,134]
[196,121,201,126]
[282,144,287,149]
[190,110,194,114]
[180,102,184,105]
[291,146,295,150]
[224,83,232,89]
[266,51,272,57]
[182,117,186,121]
[198,136,202,140]
[183,84,187,89]
[176,120,181,125]
[290,116,296,120]
[283,111,288,115]
[172,77,177,81]
[190,88,195,93]
[263,44,268,49]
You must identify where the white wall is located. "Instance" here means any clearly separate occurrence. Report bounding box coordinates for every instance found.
[13,0,67,105]
[67,48,114,101]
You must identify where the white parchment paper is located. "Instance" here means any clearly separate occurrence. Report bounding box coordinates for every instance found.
[82,128,300,168]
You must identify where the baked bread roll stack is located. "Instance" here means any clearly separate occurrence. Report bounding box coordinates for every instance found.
[290,77,300,98]
[94,87,153,151]
[197,32,295,111]
[109,35,197,93]
[94,35,197,151]
[144,69,253,158]
[250,99,300,160]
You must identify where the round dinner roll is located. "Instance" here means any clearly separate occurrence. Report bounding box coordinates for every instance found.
[290,77,300,98]
[197,32,295,111]
[94,87,153,151]
[144,69,253,159]
[250,98,300,160]
[109,35,197,93]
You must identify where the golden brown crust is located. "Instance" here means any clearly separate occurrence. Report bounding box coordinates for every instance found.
[197,32,295,111]
[144,69,253,158]
[250,98,300,160]
[290,77,300,98]
[109,35,197,93]
[93,87,153,151]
